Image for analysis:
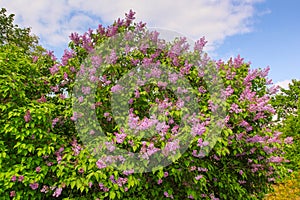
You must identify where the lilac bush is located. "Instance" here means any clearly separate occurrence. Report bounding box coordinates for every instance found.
[0,10,291,200]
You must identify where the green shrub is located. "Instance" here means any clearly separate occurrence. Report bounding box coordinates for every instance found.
[0,10,291,200]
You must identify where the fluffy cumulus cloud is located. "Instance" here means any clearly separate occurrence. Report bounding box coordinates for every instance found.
[1,0,265,54]
[274,79,292,90]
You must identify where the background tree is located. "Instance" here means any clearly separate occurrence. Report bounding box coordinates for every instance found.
[0,7,44,54]
[271,79,300,171]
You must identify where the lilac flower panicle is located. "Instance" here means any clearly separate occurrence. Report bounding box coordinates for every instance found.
[30,182,39,190]
[24,110,31,123]
[18,175,24,182]
[49,64,59,75]
[36,166,41,173]
[96,159,106,169]
[11,175,16,182]
[111,84,123,93]
[194,37,207,52]
[53,187,62,197]
[116,133,127,143]
[284,136,293,144]
[10,191,16,197]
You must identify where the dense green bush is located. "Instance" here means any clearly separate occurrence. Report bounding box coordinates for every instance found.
[271,79,300,172]
[0,10,291,200]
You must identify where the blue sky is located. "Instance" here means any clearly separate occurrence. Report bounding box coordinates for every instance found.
[214,0,300,86]
[1,0,299,88]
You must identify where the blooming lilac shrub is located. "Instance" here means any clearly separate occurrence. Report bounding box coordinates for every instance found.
[271,79,300,172]
[0,10,290,200]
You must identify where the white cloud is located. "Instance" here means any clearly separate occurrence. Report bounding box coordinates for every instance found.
[1,0,265,55]
[274,79,292,90]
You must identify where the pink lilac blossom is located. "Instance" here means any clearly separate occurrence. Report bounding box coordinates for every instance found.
[230,103,242,113]
[198,86,206,93]
[192,123,206,136]
[146,143,160,156]
[106,50,118,64]
[50,85,59,93]
[18,175,24,182]
[111,84,123,93]
[168,72,179,83]
[37,95,47,103]
[243,69,258,86]
[24,110,31,123]
[10,191,16,197]
[116,177,128,187]
[71,139,81,156]
[268,156,284,163]
[30,182,39,190]
[116,133,127,143]
[69,32,80,45]
[253,112,266,121]
[61,49,74,66]
[36,166,41,173]
[233,55,244,68]
[125,9,136,26]
[195,175,203,180]
[192,150,205,158]
[226,70,236,80]
[96,159,106,169]
[134,89,140,98]
[89,130,95,135]
[190,166,196,171]
[53,187,62,197]
[284,137,293,144]
[197,138,209,147]
[164,172,169,177]
[123,169,134,176]
[176,87,188,94]
[194,37,207,52]
[40,185,49,193]
[198,167,208,172]
[91,55,103,68]
[59,94,66,100]
[70,112,82,121]
[78,96,84,103]
[11,175,16,182]
[49,64,59,75]
[158,81,168,89]
[162,139,180,156]
[105,142,116,152]
[176,98,185,109]
[208,100,218,112]
[46,50,57,61]
[221,85,234,99]
[32,56,38,63]
[164,191,174,199]
[63,72,68,80]
[81,86,91,95]
[180,60,193,75]
[81,33,94,52]
[239,86,256,101]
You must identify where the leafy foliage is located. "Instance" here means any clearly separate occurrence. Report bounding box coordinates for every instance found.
[0,9,292,200]
[271,79,300,171]
[0,7,43,54]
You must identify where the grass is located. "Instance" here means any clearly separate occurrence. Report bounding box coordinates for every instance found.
[264,171,300,200]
